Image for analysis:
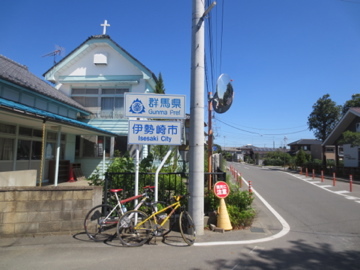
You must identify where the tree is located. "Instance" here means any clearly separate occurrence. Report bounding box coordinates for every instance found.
[155,72,165,94]
[295,149,309,167]
[339,130,360,147]
[342,94,360,116]
[308,94,341,141]
[263,151,292,166]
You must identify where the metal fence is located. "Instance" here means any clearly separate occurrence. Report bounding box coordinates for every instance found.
[103,171,227,204]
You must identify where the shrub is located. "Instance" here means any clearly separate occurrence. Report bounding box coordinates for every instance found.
[227,205,255,229]
[204,191,218,213]
[226,185,254,212]
[87,167,103,186]
[205,183,256,229]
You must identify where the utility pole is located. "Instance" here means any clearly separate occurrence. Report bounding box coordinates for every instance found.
[189,0,216,236]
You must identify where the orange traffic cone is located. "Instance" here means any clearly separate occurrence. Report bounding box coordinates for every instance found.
[68,165,76,182]
[217,198,232,231]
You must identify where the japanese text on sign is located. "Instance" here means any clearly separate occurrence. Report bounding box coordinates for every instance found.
[213,181,230,199]
[128,120,182,145]
[125,93,186,119]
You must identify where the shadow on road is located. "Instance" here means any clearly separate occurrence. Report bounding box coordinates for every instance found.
[201,239,359,270]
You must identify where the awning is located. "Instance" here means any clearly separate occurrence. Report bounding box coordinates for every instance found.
[0,98,118,136]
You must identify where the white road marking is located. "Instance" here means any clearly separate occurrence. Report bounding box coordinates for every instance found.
[345,196,359,200]
[285,172,360,203]
[194,176,291,247]
[333,190,350,194]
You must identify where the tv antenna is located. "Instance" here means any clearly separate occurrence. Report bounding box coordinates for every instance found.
[42,45,65,64]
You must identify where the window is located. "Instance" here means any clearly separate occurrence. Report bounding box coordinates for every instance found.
[102,89,127,95]
[31,141,42,160]
[0,138,14,160]
[302,146,310,151]
[72,89,99,95]
[19,127,43,138]
[72,97,98,107]
[19,127,33,137]
[0,124,16,135]
[76,135,111,158]
[101,97,124,117]
[71,87,128,118]
[17,140,31,160]
[0,123,16,160]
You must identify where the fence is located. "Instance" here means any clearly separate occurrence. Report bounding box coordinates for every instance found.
[104,171,227,204]
[301,166,360,181]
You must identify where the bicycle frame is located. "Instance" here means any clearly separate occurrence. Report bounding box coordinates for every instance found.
[102,187,153,223]
[134,195,182,229]
[117,194,195,246]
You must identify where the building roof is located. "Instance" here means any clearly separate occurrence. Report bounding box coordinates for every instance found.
[43,35,158,85]
[0,98,117,136]
[0,55,90,114]
[323,107,360,145]
[288,139,322,145]
[224,146,284,153]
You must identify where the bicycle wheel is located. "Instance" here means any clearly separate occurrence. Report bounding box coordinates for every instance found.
[117,210,152,247]
[179,211,196,246]
[84,204,120,241]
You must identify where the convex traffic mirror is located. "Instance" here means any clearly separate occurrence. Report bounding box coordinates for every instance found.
[212,73,234,114]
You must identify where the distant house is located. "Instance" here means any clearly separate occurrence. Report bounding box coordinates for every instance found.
[288,139,322,160]
[0,55,116,186]
[223,145,285,165]
[288,139,344,163]
[323,107,360,167]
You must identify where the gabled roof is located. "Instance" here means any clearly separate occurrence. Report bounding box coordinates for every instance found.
[323,107,360,145]
[288,139,322,145]
[43,35,158,85]
[0,55,90,114]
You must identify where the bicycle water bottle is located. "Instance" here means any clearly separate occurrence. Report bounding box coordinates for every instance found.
[121,204,127,213]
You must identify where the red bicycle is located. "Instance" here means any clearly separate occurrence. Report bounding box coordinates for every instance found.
[84,186,154,241]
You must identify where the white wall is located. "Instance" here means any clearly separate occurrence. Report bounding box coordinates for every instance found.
[343,144,359,167]
[62,46,142,77]
[0,170,37,187]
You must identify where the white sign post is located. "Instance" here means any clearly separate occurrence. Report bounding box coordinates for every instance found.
[125,93,186,202]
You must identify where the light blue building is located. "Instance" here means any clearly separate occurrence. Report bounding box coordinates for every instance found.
[0,33,157,185]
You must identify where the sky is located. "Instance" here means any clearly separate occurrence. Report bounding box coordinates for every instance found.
[1,0,360,149]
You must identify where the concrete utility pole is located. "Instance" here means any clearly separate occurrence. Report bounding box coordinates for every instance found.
[189,0,216,236]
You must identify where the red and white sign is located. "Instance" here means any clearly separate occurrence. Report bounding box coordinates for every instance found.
[213,181,230,199]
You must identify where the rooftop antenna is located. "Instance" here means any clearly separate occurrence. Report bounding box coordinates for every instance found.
[42,45,65,64]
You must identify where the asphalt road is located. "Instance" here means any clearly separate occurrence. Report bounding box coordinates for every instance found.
[1,164,359,269]
[230,162,360,269]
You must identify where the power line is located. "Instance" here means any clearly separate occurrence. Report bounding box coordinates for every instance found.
[215,118,309,136]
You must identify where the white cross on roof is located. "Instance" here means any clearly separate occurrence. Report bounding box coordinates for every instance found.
[101,20,110,35]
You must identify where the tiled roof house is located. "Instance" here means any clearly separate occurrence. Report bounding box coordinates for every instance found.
[0,54,116,186]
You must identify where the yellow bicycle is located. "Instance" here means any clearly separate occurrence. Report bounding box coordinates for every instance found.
[117,195,196,247]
